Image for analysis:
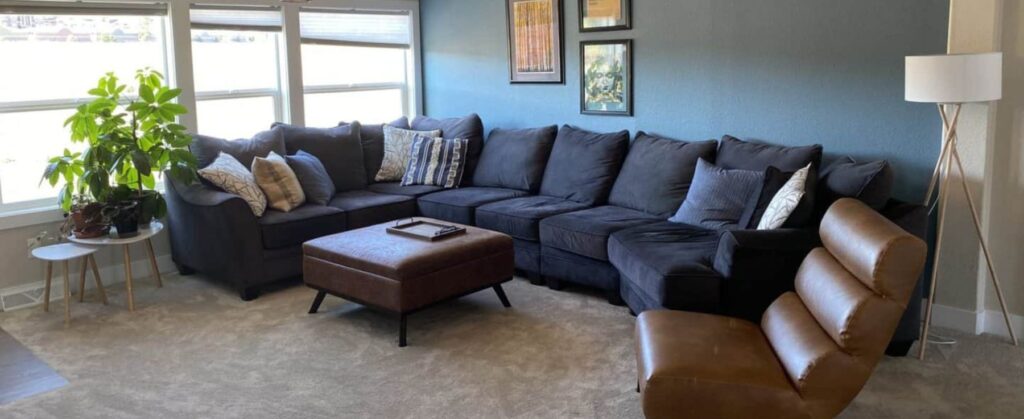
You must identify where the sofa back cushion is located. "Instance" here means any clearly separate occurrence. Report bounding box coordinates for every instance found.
[817,157,894,212]
[191,127,286,170]
[473,126,558,192]
[608,132,718,217]
[717,135,822,172]
[275,122,366,192]
[540,125,630,206]
[670,159,765,229]
[340,117,409,184]
[411,114,484,184]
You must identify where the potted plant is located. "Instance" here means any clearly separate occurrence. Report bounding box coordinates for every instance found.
[59,194,110,239]
[43,68,198,237]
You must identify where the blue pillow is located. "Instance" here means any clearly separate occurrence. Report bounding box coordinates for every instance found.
[669,159,765,229]
[285,151,335,205]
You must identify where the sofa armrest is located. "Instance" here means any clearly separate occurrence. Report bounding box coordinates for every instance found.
[164,177,263,290]
[713,228,818,321]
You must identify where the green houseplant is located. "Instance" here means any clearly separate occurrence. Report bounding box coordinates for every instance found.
[43,68,198,236]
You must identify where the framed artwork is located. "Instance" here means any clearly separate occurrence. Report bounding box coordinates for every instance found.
[580,39,632,116]
[506,0,564,84]
[579,0,631,32]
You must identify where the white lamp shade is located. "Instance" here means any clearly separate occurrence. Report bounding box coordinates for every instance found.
[905,52,1002,103]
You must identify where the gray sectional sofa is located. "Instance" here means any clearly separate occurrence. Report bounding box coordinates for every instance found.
[165,113,926,355]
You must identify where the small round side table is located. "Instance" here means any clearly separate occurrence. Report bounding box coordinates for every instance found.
[69,222,164,312]
[31,243,106,327]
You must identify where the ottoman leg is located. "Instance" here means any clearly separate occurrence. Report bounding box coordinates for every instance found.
[308,290,327,314]
[399,314,408,348]
[493,284,512,308]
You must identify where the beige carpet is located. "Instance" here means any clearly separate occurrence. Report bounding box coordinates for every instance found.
[0,274,1021,418]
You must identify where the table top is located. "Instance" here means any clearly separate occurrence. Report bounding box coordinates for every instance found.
[31,243,98,261]
[68,221,163,246]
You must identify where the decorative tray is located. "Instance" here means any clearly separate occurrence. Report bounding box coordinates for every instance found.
[386,219,466,242]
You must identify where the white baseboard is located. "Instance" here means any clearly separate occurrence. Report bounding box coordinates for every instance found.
[928,302,1024,338]
[0,254,176,312]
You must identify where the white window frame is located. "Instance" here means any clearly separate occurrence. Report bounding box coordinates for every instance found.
[0,0,422,230]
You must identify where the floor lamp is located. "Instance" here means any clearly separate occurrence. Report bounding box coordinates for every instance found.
[906,52,1018,360]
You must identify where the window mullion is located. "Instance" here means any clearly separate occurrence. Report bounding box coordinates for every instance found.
[168,0,198,132]
[280,4,305,126]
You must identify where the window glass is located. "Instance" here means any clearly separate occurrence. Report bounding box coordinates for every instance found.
[195,96,277,139]
[191,29,280,92]
[304,89,403,127]
[301,44,406,86]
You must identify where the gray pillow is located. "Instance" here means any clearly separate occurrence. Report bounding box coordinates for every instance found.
[273,122,365,192]
[191,127,286,169]
[473,126,558,192]
[670,159,765,229]
[608,132,718,217]
[340,117,410,184]
[286,151,335,205]
[539,125,630,206]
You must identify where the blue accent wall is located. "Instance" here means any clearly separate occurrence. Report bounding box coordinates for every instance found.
[420,0,949,200]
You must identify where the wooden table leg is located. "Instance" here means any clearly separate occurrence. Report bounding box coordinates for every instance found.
[123,245,135,312]
[145,239,162,288]
[78,257,88,303]
[89,255,108,305]
[62,260,71,327]
[43,262,52,313]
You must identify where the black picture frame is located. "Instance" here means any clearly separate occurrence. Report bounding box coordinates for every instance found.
[580,39,633,116]
[506,0,565,84]
[579,0,631,32]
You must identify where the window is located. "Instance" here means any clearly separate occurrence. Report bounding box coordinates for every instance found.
[0,5,169,211]
[300,10,413,127]
[190,6,283,139]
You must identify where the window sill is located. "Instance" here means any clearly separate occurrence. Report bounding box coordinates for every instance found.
[0,206,65,231]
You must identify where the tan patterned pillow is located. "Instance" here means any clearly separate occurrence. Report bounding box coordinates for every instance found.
[252,151,306,212]
[198,152,267,217]
[757,163,812,230]
[376,125,442,182]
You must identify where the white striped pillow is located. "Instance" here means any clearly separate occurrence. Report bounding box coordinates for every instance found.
[401,135,468,188]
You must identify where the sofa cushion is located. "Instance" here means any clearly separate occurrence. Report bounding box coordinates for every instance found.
[417,187,530,225]
[540,205,661,261]
[670,159,765,229]
[476,195,590,241]
[539,125,630,206]
[328,190,416,230]
[473,126,558,192]
[818,157,894,211]
[258,204,346,249]
[276,122,366,192]
[285,150,335,206]
[608,221,723,311]
[340,117,409,184]
[608,132,718,217]
[367,182,444,197]
[191,127,286,169]
[717,135,822,172]
[412,114,485,184]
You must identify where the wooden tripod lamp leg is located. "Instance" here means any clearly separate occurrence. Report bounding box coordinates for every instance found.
[919,127,957,360]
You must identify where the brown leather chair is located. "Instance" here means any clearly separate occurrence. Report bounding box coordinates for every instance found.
[635,198,927,419]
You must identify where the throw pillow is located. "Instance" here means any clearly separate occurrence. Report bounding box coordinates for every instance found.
[411,114,485,184]
[191,127,286,169]
[757,163,812,230]
[274,122,366,192]
[377,125,441,182]
[340,117,410,183]
[669,159,765,229]
[401,135,469,188]
[252,151,305,212]
[472,126,558,192]
[817,156,894,211]
[286,151,335,206]
[198,152,268,217]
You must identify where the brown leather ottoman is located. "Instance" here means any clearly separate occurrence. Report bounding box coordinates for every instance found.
[302,219,515,347]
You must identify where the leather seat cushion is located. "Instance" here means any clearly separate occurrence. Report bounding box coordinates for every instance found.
[367,182,445,197]
[418,187,530,225]
[608,221,722,311]
[636,310,804,419]
[328,190,416,229]
[475,195,590,241]
[539,205,661,261]
[259,205,347,249]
